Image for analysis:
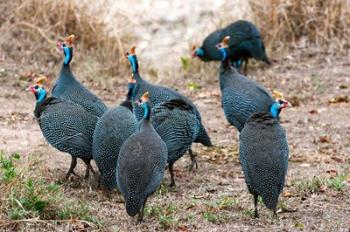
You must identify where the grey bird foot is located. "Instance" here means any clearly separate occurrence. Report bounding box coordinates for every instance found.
[82,159,98,179]
[188,149,198,171]
[254,210,259,218]
[65,156,78,180]
[65,169,78,180]
[168,181,176,188]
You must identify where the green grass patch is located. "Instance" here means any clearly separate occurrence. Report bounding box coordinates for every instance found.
[325,174,348,191]
[292,174,348,194]
[0,151,100,227]
[292,176,325,193]
[202,196,238,224]
[145,203,178,229]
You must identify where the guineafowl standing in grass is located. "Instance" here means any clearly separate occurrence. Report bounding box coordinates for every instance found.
[92,78,138,191]
[151,99,200,187]
[51,35,107,117]
[239,98,291,218]
[116,92,167,222]
[125,46,212,166]
[217,36,274,131]
[192,20,270,74]
[28,84,98,179]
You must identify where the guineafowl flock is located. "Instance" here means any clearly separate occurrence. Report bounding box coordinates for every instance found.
[27,19,291,222]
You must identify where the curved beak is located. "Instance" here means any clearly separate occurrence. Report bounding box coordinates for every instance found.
[26,86,35,93]
[57,41,64,51]
[283,100,292,108]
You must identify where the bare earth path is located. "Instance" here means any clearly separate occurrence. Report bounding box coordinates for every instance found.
[0,52,349,231]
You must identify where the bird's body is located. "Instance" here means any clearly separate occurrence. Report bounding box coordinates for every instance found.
[239,102,289,217]
[53,64,107,117]
[194,20,270,73]
[116,95,167,222]
[31,86,98,179]
[92,99,138,190]
[127,50,212,147]
[219,61,274,131]
[52,37,107,117]
[151,99,200,186]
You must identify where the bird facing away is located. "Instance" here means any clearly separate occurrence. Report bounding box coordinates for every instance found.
[27,84,98,179]
[217,36,274,132]
[239,98,291,218]
[92,78,138,191]
[127,77,200,186]
[125,46,212,148]
[192,20,270,74]
[51,34,107,117]
[151,98,200,187]
[116,92,168,222]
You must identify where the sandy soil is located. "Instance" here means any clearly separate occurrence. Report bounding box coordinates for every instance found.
[0,48,349,231]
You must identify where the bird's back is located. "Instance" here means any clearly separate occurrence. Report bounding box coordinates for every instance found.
[133,80,211,146]
[224,20,269,62]
[116,120,167,215]
[239,112,289,209]
[36,97,98,158]
[52,66,107,117]
[151,99,200,164]
[220,68,273,130]
[92,105,138,189]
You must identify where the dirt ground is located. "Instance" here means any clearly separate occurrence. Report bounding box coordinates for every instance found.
[0,49,349,231]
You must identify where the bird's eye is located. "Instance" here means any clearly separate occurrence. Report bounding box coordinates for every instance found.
[278,100,284,104]
[34,85,39,89]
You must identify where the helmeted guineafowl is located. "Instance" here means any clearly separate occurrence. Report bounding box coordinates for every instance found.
[125,46,212,149]
[116,92,167,222]
[151,99,200,187]
[192,20,270,74]
[92,78,138,191]
[239,98,291,218]
[217,36,274,131]
[28,84,98,179]
[51,35,107,117]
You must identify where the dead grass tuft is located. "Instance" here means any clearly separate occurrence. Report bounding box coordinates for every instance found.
[250,0,350,53]
[0,0,133,80]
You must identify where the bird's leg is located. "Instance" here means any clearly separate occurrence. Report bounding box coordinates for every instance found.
[138,198,147,223]
[188,149,198,171]
[65,156,78,179]
[243,58,249,75]
[82,158,97,179]
[272,208,277,219]
[254,194,259,218]
[169,163,176,187]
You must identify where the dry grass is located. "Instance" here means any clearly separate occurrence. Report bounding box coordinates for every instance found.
[251,0,350,53]
[0,0,133,80]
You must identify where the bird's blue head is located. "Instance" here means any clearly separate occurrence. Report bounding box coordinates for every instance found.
[269,99,291,118]
[126,46,139,73]
[192,45,204,58]
[27,84,47,103]
[136,91,150,119]
[216,36,230,61]
[58,35,75,65]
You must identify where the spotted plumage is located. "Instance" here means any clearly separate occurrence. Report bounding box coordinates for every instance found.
[52,36,107,117]
[30,85,98,179]
[218,44,274,131]
[151,99,200,186]
[92,86,138,190]
[116,93,167,222]
[239,101,290,218]
[193,20,270,73]
[126,47,212,147]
